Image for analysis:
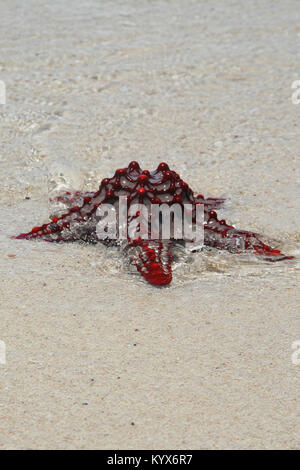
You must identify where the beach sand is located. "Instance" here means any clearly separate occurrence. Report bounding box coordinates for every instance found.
[0,0,299,449]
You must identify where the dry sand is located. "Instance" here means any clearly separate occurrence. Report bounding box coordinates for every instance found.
[0,0,299,449]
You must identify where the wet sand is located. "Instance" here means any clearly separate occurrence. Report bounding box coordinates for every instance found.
[0,0,299,449]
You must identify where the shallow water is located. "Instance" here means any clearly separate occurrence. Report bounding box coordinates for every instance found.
[7,159,299,288]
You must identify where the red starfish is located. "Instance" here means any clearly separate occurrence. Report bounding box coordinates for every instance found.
[14,161,292,286]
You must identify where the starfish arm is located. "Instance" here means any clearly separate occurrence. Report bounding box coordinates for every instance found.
[13,191,100,243]
[195,194,226,210]
[125,239,173,286]
[204,210,293,261]
[49,190,95,209]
